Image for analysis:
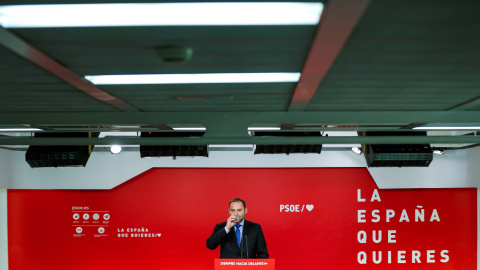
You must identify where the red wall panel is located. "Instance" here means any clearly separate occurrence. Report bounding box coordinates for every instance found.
[7,168,477,269]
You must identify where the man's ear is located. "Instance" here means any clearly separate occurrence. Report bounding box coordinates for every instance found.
[245,207,248,214]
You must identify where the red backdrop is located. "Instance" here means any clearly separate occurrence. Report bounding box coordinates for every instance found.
[7,168,477,269]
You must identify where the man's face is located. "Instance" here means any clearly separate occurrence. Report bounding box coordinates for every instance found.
[229,201,247,223]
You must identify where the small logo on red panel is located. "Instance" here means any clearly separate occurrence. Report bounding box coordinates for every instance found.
[280,204,315,213]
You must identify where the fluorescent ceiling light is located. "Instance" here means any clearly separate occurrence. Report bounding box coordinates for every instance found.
[0,128,42,132]
[248,127,282,131]
[209,144,254,148]
[172,127,206,131]
[85,73,301,85]
[413,127,480,130]
[0,2,323,28]
[97,145,139,148]
[99,132,138,138]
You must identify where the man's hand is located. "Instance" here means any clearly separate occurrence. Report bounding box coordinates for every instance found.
[226,215,237,230]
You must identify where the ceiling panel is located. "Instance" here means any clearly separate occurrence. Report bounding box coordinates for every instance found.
[2,0,480,146]
[101,82,296,112]
[7,25,316,112]
[309,0,480,112]
[0,45,120,112]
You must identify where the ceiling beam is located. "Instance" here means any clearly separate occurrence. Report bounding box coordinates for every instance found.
[1,111,480,138]
[1,111,480,126]
[0,27,139,112]
[1,135,480,146]
[288,0,371,111]
[448,95,480,111]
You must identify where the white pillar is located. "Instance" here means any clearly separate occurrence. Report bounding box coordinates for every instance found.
[0,189,8,270]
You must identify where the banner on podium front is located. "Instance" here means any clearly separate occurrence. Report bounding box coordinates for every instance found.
[215,259,275,270]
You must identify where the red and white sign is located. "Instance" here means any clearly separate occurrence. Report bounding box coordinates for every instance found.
[215,259,275,270]
[7,168,477,269]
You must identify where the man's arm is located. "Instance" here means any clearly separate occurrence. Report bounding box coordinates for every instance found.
[206,223,228,250]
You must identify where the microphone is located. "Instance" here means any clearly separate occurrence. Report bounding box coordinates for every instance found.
[240,234,243,258]
[244,235,249,258]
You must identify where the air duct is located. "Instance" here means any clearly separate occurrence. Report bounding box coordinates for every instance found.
[251,131,323,155]
[25,132,98,168]
[139,132,208,158]
[361,131,433,167]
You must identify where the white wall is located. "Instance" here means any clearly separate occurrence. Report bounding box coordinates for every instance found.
[0,146,479,269]
[0,148,367,189]
[370,148,473,189]
[1,147,477,190]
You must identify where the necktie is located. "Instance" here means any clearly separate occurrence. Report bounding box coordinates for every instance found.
[235,224,242,247]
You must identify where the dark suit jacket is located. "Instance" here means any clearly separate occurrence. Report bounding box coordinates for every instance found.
[206,220,269,258]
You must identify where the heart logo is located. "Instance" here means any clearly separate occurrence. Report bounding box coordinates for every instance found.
[306,204,314,212]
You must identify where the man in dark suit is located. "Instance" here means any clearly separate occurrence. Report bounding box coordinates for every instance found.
[206,198,269,258]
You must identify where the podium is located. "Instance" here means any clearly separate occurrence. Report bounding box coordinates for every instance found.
[214,259,275,270]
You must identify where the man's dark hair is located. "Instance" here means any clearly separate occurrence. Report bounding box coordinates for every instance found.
[229,198,246,209]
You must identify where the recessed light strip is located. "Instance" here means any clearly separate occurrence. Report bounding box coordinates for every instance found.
[172,127,207,131]
[248,127,282,131]
[209,144,254,148]
[0,128,42,132]
[0,2,323,28]
[85,73,301,85]
[413,127,480,130]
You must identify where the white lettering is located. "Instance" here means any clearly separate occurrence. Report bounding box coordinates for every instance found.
[358,252,367,264]
[372,230,382,243]
[371,189,381,202]
[358,210,366,223]
[360,250,449,265]
[398,251,406,263]
[373,251,382,264]
[440,250,449,263]
[360,209,439,223]
[427,250,435,263]
[430,209,440,222]
[280,204,302,212]
[412,250,421,263]
[371,210,380,223]
[357,189,366,202]
[357,231,367,243]
[399,209,410,222]
[386,209,395,222]
[415,208,424,222]
[388,230,396,243]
